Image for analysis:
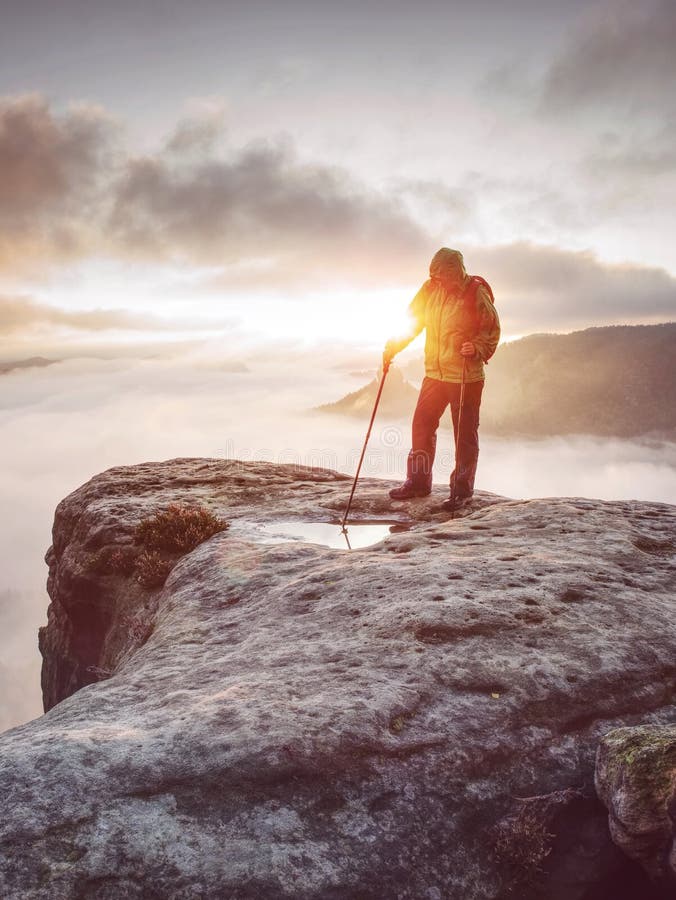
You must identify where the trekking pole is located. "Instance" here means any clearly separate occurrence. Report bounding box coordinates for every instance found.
[450,355,467,519]
[341,359,391,534]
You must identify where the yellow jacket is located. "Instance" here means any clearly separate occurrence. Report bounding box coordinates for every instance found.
[388,249,501,384]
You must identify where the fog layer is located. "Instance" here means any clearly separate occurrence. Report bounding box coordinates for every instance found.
[1,348,674,731]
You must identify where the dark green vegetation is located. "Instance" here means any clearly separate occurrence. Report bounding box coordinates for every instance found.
[482,323,676,438]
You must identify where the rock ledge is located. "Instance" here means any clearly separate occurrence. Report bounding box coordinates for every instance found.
[1,458,675,900]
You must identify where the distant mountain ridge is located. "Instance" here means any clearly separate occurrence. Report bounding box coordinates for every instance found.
[318,323,676,439]
[0,356,56,375]
[482,323,676,438]
[316,366,419,419]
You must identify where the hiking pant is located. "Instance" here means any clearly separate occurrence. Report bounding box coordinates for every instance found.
[407,376,484,495]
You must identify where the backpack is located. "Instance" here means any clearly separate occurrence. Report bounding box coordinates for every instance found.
[464,275,495,306]
[463,276,496,360]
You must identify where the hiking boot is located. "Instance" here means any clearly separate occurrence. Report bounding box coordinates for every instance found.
[389,479,432,500]
[440,491,473,512]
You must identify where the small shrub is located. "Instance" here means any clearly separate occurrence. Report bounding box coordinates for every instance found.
[493,789,583,890]
[135,549,176,589]
[88,545,137,576]
[135,503,229,555]
[494,804,554,886]
[87,504,229,590]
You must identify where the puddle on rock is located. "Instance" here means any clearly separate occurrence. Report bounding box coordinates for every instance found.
[243,520,410,550]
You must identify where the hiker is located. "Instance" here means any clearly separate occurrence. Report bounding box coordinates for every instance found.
[383,248,500,510]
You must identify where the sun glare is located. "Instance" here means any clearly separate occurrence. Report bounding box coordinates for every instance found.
[281,288,417,348]
[24,258,419,353]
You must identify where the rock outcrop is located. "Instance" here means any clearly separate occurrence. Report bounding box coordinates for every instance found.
[1,458,675,899]
[595,724,676,891]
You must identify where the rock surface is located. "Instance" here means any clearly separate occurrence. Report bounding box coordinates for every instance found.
[2,458,676,899]
[595,724,676,890]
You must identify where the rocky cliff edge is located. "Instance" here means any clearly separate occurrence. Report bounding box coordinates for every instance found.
[1,458,675,899]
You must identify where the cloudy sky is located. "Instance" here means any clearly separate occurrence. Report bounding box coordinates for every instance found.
[2,0,676,729]
[1,0,674,356]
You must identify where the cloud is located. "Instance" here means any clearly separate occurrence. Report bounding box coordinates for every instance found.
[1,92,674,333]
[469,242,676,332]
[391,177,478,235]
[0,93,429,286]
[0,294,217,335]
[470,1,676,263]
[540,0,676,115]
[164,99,228,157]
[0,94,117,272]
[580,120,676,186]
[108,139,429,286]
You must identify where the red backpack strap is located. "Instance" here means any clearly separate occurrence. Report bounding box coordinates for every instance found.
[463,277,496,361]
[466,275,494,305]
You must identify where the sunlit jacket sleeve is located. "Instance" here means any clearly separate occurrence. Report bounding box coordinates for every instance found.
[385,281,429,356]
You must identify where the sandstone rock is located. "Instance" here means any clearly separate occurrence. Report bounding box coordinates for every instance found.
[595,724,676,891]
[1,458,675,899]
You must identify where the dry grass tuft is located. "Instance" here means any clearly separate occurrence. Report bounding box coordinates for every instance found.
[135,550,177,589]
[135,503,229,555]
[133,503,229,587]
[87,503,229,590]
[493,789,583,890]
[88,545,137,576]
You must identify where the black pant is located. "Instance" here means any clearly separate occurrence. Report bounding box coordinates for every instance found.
[407,376,484,495]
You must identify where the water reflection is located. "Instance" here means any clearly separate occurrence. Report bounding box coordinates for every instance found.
[254,520,406,550]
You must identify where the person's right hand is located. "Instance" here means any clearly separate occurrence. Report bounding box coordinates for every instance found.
[382,341,396,369]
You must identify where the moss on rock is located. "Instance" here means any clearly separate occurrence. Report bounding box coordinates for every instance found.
[595,724,676,885]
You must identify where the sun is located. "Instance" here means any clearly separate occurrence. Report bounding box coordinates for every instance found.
[259,287,419,349]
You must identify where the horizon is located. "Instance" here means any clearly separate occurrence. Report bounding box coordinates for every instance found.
[4,318,676,365]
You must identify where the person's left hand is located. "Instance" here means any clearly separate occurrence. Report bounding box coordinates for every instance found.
[460,341,476,358]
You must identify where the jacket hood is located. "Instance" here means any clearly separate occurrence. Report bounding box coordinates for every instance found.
[429,248,467,285]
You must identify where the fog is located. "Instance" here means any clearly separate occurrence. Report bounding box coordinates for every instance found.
[2,347,675,732]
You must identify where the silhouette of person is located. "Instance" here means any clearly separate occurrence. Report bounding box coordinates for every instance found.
[384,248,500,508]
